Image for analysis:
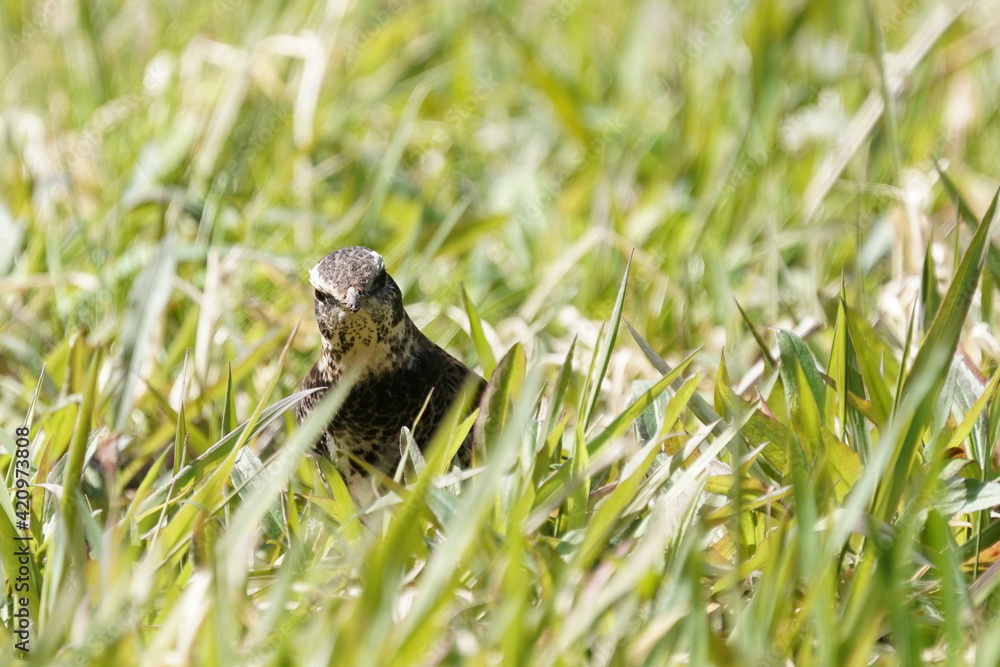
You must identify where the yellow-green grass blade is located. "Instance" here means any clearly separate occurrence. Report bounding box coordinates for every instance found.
[936,161,1000,287]
[776,329,826,428]
[114,239,177,430]
[585,349,695,457]
[874,185,999,521]
[583,250,631,428]
[736,299,776,373]
[134,388,321,522]
[463,283,496,377]
[715,355,787,479]
[221,362,238,437]
[625,317,724,437]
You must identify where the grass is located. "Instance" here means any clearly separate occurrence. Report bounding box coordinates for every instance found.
[3,0,1000,664]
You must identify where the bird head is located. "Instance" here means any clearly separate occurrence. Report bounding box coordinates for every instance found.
[308,246,404,346]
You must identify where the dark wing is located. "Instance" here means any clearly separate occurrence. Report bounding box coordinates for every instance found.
[296,361,334,457]
[409,341,486,462]
[296,362,329,422]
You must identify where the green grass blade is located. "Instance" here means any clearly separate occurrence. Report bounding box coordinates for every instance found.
[463,284,496,377]
[586,350,696,456]
[114,240,177,430]
[583,250,632,428]
[736,299,776,373]
[776,329,826,427]
[222,362,238,436]
[219,375,357,570]
[875,184,1000,519]
[936,161,1000,287]
[135,388,321,519]
[624,318,723,436]
[173,352,190,476]
[60,350,100,550]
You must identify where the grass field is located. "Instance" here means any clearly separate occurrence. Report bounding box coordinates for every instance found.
[3,0,1000,664]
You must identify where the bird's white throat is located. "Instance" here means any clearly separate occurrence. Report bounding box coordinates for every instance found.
[321,308,400,377]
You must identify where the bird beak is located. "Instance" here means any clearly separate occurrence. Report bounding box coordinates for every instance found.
[343,285,361,312]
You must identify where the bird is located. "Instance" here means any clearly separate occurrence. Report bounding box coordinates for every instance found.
[296,246,486,483]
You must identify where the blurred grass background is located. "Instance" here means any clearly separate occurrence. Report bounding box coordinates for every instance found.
[4,0,1000,403]
[3,0,1000,664]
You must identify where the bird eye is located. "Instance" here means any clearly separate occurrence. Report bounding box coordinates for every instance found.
[373,270,387,291]
[315,289,335,305]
